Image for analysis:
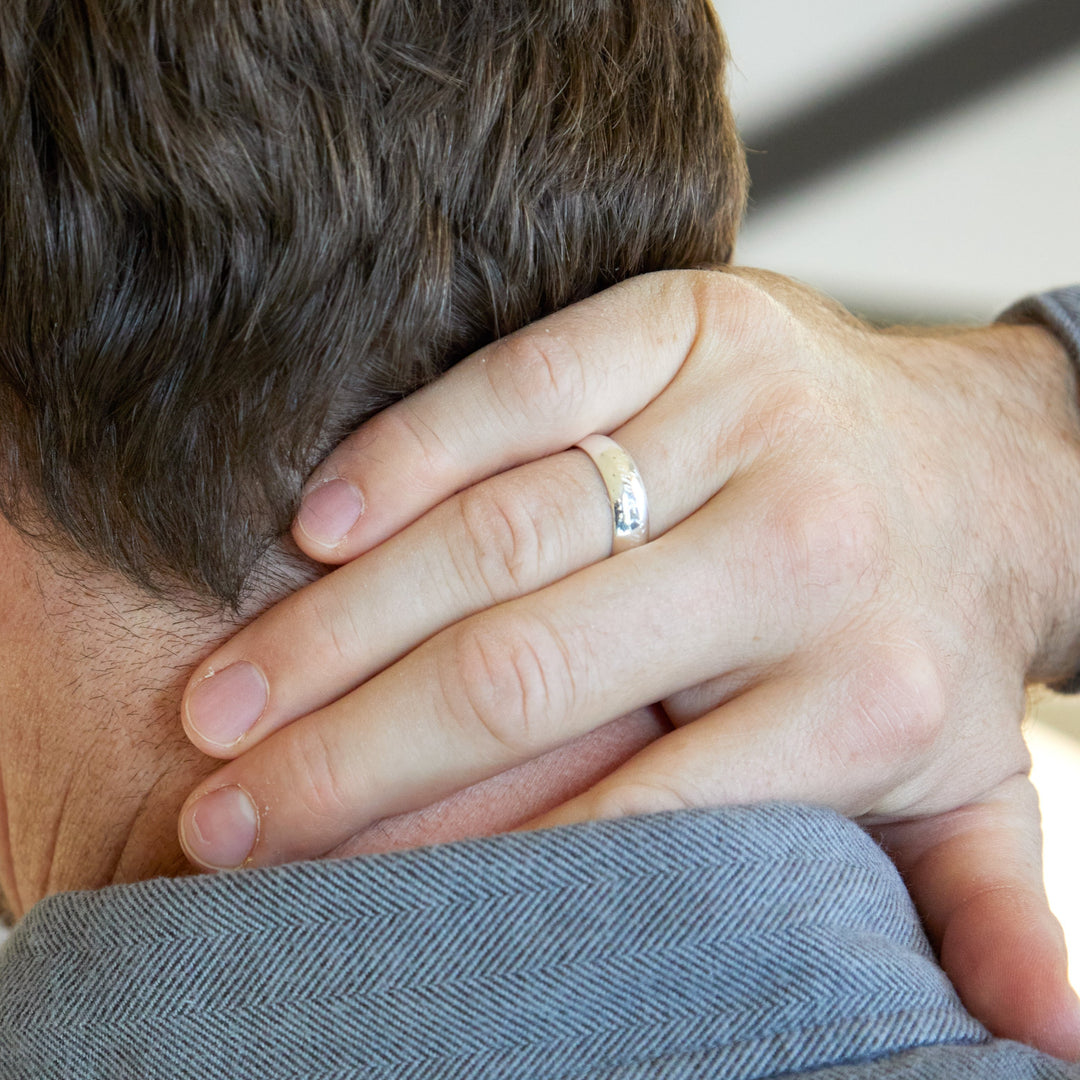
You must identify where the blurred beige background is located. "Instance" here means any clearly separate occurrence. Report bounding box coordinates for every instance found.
[718,0,1080,320]
[1027,696,1080,984]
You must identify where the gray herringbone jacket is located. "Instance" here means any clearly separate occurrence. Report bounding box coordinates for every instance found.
[1,803,1078,1078]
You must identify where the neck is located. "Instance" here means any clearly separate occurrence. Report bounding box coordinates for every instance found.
[0,553,224,915]
[0,523,668,917]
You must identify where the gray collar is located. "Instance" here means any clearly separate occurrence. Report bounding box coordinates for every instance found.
[0,804,986,1078]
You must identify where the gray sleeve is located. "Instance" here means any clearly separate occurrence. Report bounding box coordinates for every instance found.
[999,286,1080,694]
[798,1039,1080,1078]
[999,285,1080,366]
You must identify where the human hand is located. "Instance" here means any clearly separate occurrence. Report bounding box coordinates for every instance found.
[178,268,1080,1055]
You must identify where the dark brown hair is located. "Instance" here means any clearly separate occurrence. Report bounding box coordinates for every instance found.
[0,0,746,608]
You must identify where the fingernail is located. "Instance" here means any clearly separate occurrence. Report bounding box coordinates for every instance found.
[297,477,364,547]
[181,786,259,870]
[186,661,268,747]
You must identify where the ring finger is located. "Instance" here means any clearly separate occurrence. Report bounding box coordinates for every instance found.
[178,474,814,869]
[181,384,747,757]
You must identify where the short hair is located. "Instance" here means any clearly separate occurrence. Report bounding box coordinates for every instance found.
[0,0,746,609]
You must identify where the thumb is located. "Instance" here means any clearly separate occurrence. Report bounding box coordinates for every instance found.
[876,773,1080,1061]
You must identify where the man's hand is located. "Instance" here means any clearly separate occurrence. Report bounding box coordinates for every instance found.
[177,268,1080,1056]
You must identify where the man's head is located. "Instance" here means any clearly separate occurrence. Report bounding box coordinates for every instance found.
[0,0,746,914]
[0,0,745,610]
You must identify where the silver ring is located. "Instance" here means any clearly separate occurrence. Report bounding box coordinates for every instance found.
[574,434,650,555]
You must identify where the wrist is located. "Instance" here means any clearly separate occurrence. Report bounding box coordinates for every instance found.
[964,322,1080,688]
[883,317,1080,690]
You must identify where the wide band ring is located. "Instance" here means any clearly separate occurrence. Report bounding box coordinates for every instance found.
[574,434,650,555]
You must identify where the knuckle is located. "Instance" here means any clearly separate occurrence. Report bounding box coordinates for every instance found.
[452,481,545,601]
[754,376,836,446]
[836,643,948,770]
[486,329,589,424]
[726,376,832,472]
[692,270,775,331]
[287,724,356,825]
[294,586,364,671]
[766,481,887,621]
[690,271,797,365]
[380,403,453,492]
[438,615,576,758]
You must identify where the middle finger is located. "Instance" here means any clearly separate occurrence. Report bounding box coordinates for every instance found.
[178,477,825,868]
[181,375,750,758]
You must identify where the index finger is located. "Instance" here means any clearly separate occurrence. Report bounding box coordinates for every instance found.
[292,270,749,561]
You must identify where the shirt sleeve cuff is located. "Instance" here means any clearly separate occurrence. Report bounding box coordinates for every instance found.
[999,285,1080,365]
